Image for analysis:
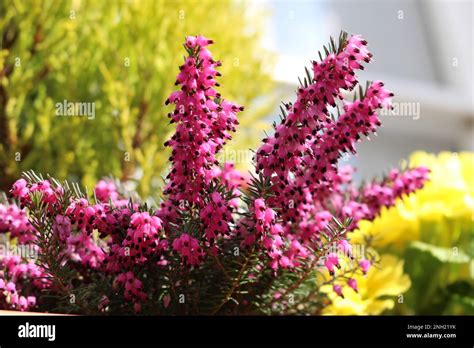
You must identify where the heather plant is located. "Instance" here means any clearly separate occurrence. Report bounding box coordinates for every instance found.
[0,33,428,315]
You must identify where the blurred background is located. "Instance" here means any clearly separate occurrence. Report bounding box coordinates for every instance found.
[0,0,275,197]
[1,0,472,314]
[1,0,472,192]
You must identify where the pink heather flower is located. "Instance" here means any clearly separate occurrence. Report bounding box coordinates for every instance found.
[53,215,71,242]
[282,237,310,268]
[115,271,147,302]
[0,203,36,244]
[10,179,63,214]
[27,296,36,308]
[211,162,248,207]
[348,278,358,293]
[340,166,430,227]
[391,167,430,196]
[200,192,233,242]
[94,179,119,203]
[324,253,340,275]
[279,255,291,268]
[338,165,355,184]
[214,162,247,191]
[9,261,27,279]
[65,198,96,235]
[359,259,371,274]
[295,81,393,196]
[238,197,289,269]
[315,211,332,231]
[341,202,371,225]
[172,233,204,266]
[0,253,47,312]
[327,253,340,267]
[6,281,15,294]
[65,234,106,269]
[324,260,335,275]
[254,199,266,220]
[264,208,277,226]
[66,198,137,242]
[93,203,135,241]
[30,180,59,204]
[121,212,166,264]
[253,198,279,235]
[333,284,344,298]
[10,179,29,200]
[18,296,28,311]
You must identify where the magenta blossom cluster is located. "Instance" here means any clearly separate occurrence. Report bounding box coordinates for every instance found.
[340,167,430,226]
[0,203,35,244]
[250,33,425,279]
[172,233,204,266]
[0,254,48,311]
[0,188,50,311]
[159,35,246,263]
[256,36,373,179]
[0,34,429,314]
[0,225,49,312]
[163,36,242,208]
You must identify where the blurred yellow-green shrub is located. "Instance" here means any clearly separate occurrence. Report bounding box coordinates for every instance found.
[343,152,474,315]
[0,0,274,197]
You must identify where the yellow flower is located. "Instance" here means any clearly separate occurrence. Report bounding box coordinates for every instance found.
[350,198,420,249]
[327,151,474,315]
[408,151,474,221]
[321,254,411,315]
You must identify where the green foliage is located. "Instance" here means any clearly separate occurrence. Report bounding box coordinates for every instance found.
[0,0,275,197]
[409,241,470,263]
[401,218,473,315]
